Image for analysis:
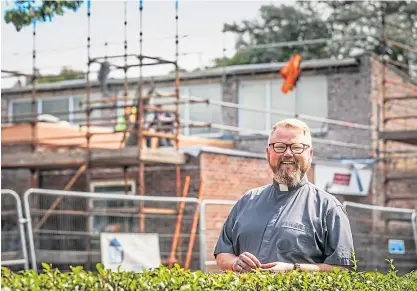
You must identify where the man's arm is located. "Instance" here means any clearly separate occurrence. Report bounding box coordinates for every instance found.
[296,263,350,272]
[216,252,262,272]
[261,262,351,273]
[322,205,355,267]
[215,253,238,271]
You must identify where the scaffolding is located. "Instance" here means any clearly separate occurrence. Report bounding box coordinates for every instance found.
[376,3,417,206]
[1,0,205,270]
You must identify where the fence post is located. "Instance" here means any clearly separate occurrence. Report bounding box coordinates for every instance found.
[198,199,236,272]
[1,189,29,270]
[412,211,417,256]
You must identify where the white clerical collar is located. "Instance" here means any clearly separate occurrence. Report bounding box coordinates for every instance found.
[279,184,289,192]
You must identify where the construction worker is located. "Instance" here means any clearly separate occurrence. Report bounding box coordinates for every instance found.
[115,105,137,132]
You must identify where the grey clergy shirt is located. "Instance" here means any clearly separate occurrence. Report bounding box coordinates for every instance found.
[214,176,354,266]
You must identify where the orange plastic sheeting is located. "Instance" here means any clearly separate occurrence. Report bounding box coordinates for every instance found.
[1,123,234,150]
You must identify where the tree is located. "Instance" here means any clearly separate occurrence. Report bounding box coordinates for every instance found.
[4,0,84,31]
[213,1,417,73]
[213,4,333,67]
[302,1,417,69]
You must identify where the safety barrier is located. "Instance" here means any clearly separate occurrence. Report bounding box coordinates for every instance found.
[22,188,199,272]
[3,187,416,273]
[198,199,236,272]
[1,189,29,270]
[343,201,417,273]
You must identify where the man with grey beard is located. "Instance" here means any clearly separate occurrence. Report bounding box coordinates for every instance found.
[214,119,354,273]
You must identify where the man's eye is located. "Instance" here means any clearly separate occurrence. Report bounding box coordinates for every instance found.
[275,146,286,151]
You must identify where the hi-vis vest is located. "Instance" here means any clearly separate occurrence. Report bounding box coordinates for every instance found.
[115,106,137,131]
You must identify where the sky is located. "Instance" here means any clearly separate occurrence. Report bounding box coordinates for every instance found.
[1,0,286,88]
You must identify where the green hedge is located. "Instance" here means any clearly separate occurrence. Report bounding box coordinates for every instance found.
[2,261,416,291]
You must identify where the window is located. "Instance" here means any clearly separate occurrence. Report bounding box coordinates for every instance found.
[153,84,222,136]
[11,100,35,122]
[41,98,70,121]
[90,180,137,233]
[238,80,267,131]
[187,84,222,135]
[295,75,328,130]
[270,80,296,126]
[72,93,109,126]
[10,97,70,123]
[238,75,328,133]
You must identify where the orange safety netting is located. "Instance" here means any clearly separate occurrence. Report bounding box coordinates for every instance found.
[280,54,302,94]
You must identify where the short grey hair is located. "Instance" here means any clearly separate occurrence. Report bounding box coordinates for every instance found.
[268,118,312,146]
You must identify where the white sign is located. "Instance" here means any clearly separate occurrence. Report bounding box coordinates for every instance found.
[388,239,405,255]
[314,162,372,196]
[100,233,161,272]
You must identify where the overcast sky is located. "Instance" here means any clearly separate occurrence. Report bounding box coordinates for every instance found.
[1,0,291,88]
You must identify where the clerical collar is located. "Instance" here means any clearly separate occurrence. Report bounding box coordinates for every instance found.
[272,175,308,193]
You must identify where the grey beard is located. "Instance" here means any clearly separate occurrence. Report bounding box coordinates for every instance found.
[273,164,303,188]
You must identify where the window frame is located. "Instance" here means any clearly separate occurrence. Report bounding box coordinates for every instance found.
[238,77,329,136]
[89,179,137,234]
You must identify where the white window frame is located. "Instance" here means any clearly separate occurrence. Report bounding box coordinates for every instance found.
[238,78,329,136]
[39,96,71,121]
[89,179,136,194]
[89,179,137,234]
[156,84,224,138]
[8,96,74,123]
[9,98,41,123]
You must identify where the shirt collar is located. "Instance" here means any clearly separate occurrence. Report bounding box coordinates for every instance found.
[272,175,309,193]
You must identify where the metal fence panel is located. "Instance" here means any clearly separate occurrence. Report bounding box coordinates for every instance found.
[343,201,417,274]
[23,188,199,272]
[1,189,29,270]
[413,212,417,256]
[198,199,236,272]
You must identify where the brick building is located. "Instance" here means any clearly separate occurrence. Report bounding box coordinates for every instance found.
[2,53,416,272]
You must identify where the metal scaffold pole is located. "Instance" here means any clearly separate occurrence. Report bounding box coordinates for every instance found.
[138,0,146,233]
[85,0,93,271]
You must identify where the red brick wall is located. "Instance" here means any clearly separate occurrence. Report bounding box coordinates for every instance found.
[200,152,272,200]
[199,152,272,271]
[370,57,417,208]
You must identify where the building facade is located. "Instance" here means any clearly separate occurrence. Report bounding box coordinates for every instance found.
[2,54,417,273]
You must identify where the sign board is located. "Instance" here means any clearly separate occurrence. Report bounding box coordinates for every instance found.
[100,233,161,272]
[314,162,373,196]
[388,239,405,255]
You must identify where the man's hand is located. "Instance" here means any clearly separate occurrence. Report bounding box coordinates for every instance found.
[231,252,262,273]
[260,262,295,273]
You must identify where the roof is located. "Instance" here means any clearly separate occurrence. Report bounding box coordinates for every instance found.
[2,57,359,94]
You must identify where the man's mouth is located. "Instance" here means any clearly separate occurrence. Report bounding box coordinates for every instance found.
[281,161,296,165]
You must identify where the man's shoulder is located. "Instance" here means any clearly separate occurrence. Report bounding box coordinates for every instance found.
[304,181,345,210]
[241,184,273,200]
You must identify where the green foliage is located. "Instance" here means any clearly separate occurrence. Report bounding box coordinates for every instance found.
[213,4,332,66]
[302,1,417,65]
[32,67,85,85]
[4,0,84,32]
[2,262,417,291]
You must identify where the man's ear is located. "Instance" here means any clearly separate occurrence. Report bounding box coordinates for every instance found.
[266,146,270,161]
[309,147,313,163]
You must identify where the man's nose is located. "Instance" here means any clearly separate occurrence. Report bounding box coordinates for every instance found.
[283,147,293,157]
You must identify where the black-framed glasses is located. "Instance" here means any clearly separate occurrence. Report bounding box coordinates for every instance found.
[268,142,310,154]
